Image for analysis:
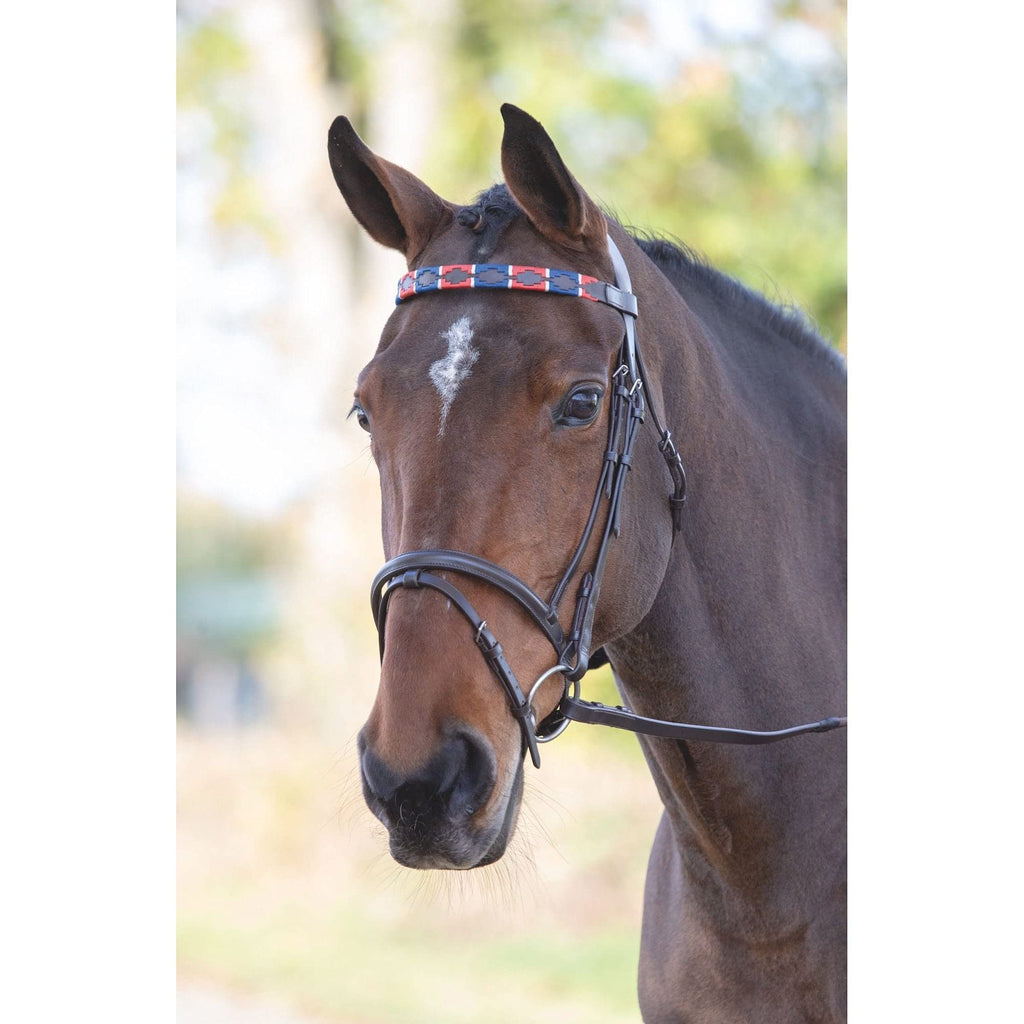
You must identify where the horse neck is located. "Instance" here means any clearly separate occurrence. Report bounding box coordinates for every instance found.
[609,246,847,915]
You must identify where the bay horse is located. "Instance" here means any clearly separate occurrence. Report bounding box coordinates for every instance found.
[328,104,846,1022]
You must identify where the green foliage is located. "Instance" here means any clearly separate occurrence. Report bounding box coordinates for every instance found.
[176,498,290,655]
[422,0,847,349]
[180,0,846,344]
[176,14,250,109]
[177,10,278,243]
[176,497,288,581]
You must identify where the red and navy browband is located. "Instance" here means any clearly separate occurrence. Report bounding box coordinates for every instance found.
[396,263,638,317]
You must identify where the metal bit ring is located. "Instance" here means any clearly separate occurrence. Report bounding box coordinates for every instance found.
[527,664,577,743]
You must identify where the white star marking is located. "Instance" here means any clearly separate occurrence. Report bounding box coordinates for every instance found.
[429,316,479,436]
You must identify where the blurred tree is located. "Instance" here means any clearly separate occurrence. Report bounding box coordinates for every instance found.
[431,0,846,347]
[176,496,289,661]
[177,7,277,244]
[176,496,287,581]
[184,0,845,348]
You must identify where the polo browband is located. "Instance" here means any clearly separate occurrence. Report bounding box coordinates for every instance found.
[371,235,846,767]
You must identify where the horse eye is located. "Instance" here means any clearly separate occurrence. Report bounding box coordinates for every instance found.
[349,402,371,433]
[556,385,603,426]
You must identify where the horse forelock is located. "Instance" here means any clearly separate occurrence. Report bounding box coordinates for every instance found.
[456,184,524,261]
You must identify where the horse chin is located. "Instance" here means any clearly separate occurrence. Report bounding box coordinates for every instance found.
[389,758,524,871]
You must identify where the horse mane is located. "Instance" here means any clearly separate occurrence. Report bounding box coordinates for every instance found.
[629,231,846,376]
[463,184,845,375]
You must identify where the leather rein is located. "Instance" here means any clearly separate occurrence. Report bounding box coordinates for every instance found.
[370,236,847,767]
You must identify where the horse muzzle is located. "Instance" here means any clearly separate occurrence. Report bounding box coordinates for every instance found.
[357,727,523,869]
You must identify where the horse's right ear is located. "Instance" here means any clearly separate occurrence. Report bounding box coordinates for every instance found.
[328,117,452,264]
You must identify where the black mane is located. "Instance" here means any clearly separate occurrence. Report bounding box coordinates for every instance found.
[462,184,844,374]
[630,233,846,375]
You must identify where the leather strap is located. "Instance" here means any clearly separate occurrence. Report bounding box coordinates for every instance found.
[560,696,847,744]
[373,566,542,768]
[372,550,565,653]
[607,235,687,532]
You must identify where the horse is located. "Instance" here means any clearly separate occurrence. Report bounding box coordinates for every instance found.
[328,104,846,1023]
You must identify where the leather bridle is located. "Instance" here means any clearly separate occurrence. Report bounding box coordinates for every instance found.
[370,236,846,767]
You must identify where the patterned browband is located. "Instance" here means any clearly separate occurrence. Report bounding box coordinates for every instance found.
[396,263,638,317]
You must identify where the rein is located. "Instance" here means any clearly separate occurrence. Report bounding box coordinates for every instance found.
[371,236,846,767]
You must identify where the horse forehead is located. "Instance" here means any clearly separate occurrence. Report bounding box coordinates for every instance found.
[367,289,610,409]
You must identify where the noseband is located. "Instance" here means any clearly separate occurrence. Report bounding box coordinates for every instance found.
[370,236,846,767]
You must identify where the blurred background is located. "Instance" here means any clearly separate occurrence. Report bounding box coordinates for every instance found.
[176,0,845,1020]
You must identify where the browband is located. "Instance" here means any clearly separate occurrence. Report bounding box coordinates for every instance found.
[397,263,638,317]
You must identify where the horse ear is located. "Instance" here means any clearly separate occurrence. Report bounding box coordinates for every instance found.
[328,116,452,263]
[499,104,607,253]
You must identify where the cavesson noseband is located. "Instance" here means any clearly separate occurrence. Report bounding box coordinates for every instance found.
[371,236,846,767]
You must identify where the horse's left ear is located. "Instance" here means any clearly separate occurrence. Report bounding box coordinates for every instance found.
[499,104,607,254]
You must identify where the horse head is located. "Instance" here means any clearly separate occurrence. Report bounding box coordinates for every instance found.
[328,106,673,869]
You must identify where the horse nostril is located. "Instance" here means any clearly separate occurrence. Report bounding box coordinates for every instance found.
[359,729,497,824]
[360,744,403,805]
[446,729,496,818]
